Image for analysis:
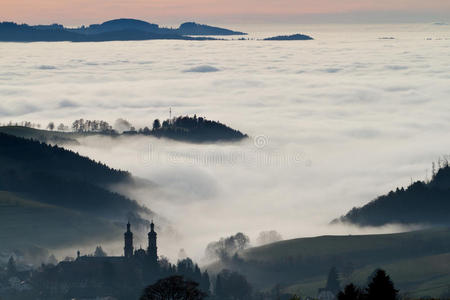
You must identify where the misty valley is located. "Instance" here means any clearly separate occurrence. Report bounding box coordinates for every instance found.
[1,119,450,299]
[1,17,450,300]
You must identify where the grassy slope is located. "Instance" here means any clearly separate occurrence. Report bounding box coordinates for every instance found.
[227,229,450,298]
[285,253,450,298]
[0,191,122,251]
[244,229,450,261]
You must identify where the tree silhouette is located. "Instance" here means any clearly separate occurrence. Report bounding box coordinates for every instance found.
[366,269,398,300]
[153,119,161,130]
[214,269,252,300]
[140,276,206,300]
[338,283,362,300]
[206,232,250,261]
[326,266,341,294]
[47,122,55,131]
[6,256,17,277]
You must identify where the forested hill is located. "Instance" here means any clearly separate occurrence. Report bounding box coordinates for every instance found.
[140,115,249,143]
[0,132,148,217]
[333,164,450,227]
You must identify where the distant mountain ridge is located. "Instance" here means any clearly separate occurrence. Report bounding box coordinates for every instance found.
[0,18,246,42]
[333,164,450,227]
[70,19,246,36]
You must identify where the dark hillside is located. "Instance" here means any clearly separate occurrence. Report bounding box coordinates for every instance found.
[0,133,148,217]
[334,165,450,226]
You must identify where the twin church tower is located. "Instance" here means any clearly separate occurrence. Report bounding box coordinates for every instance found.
[124,220,158,264]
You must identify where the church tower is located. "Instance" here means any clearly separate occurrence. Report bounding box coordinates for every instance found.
[147,220,158,265]
[124,221,134,258]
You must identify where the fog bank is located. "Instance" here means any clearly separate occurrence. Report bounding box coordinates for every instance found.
[1,23,449,262]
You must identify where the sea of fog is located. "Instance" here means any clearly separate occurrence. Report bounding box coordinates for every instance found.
[1,23,450,262]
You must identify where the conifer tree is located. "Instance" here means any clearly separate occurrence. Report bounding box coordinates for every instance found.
[366,269,398,300]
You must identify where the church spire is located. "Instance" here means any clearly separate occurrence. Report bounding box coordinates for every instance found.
[124,221,134,258]
[147,220,158,265]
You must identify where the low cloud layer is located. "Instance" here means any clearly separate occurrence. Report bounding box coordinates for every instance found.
[1,24,450,262]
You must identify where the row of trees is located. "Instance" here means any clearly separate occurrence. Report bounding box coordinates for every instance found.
[0,121,41,128]
[214,269,252,300]
[71,119,114,133]
[140,268,252,300]
[338,269,398,300]
[158,257,211,295]
[140,268,398,300]
[139,268,396,300]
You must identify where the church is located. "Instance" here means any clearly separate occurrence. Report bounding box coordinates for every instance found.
[28,220,210,299]
[124,220,158,263]
[38,221,164,299]
[74,220,159,266]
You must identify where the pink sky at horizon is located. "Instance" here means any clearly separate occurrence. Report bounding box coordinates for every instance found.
[1,0,449,25]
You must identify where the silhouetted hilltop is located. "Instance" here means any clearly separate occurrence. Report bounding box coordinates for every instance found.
[333,164,450,227]
[72,18,160,34]
[0,132,148,218]
[0,19,246,42]
[139,115,248,143]
[176,22,246,35]
[264,34,313,40]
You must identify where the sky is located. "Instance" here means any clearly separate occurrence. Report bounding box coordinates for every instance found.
[1,24,450,261]
[1,0,450,25]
